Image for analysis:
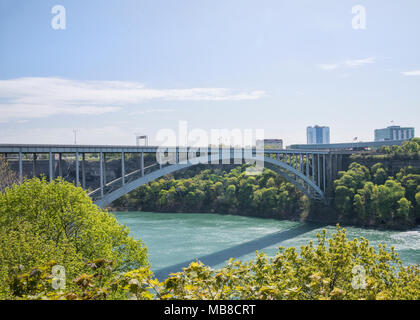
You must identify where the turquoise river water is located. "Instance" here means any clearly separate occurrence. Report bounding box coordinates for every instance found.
[113,211,420,273]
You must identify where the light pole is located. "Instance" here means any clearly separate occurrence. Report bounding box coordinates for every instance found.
[73,129,77,145]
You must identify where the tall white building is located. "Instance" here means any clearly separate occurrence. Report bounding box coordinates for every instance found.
[374,126,415,142]
[307,125,330,144]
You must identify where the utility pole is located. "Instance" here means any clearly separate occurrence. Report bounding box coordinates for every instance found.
[73,129,78,145]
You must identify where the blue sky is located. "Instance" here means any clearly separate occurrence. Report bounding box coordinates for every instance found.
[0,0,419,146]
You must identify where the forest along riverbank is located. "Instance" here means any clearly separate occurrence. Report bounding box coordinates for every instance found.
[113,212,420,276]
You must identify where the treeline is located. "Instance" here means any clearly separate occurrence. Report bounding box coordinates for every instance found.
[334,162,420,229]
[112,165,308,219]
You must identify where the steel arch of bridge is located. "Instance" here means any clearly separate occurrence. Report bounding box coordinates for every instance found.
[92,154,325,208]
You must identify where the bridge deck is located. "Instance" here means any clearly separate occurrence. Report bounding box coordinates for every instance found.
[0,143,332,154]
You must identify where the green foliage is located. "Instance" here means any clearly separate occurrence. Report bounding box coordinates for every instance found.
[113,165,306,219]
[334,163,371,217]
[334,159,419,227]
[9,226,419,300]
[0,157,19,192]
[371,163,388,185]
[0,178,148,299]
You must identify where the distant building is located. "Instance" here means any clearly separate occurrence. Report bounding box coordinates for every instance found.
[374,126,415,142]
[256,139,283,149]
[307,126,330,144]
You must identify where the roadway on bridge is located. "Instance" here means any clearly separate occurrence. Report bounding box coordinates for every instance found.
[153,223,323,281]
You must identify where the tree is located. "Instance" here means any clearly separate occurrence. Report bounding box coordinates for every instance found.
[371,163,388,185]
[414,191,420,220]
[353,194,366,222]
[398,173,420,203]
[0,157,19,193]
[396,197,411,222]
[0,177,148,298]
[334,186,354,216]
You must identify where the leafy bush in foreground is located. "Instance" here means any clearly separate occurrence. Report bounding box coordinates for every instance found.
[0,178,148,299]
[6,226,419,300]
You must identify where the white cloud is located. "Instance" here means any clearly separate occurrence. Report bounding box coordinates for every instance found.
[129,108,176,115]
[344,57,376,67]
[0,77,265,121]
[318,57,375,71]
[402,70,420,76]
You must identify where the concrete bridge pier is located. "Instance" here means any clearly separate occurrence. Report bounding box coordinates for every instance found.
[324,154,344,202]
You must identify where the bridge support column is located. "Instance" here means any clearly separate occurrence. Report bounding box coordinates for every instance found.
[33,153,37,177]
[306,153,309,177]
[75,152,79,186]
[121,152,125,185]
[82,153,86,189]
[325,153,334,199]
[336,154,343,179]
[317,154,320,187]
[103,153,107,185]
[49,152,53,181]
[312,154,315,182]
[323,155,326,192]
[300,154,303,172]
[99,152,104,197]
[208,147,212,164]
[141,152,144,177]
[58,153,62,177]
[19,151,23,183]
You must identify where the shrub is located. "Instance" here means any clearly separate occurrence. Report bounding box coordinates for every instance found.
[0,177,148,299]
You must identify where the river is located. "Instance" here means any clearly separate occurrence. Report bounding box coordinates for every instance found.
[113,211,420,278]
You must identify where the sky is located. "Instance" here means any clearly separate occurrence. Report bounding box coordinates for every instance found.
[0,0,419,146]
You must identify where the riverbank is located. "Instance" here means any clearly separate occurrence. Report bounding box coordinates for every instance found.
[109,203,419,231]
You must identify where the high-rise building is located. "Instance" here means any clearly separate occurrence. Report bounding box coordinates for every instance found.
[374,126,415,142]
[307,125,330,144]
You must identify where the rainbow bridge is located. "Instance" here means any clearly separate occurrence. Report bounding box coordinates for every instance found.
[0,144,350,207]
